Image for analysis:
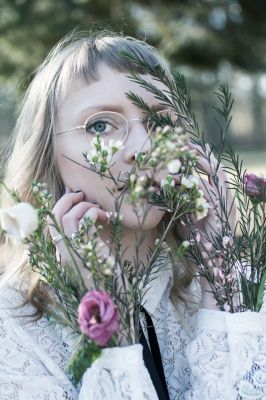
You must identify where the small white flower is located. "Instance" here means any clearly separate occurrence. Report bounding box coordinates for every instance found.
[181,176,199,189]
[203,242,213,252]
[138,176,147,184]
[160,177,175,188]
[181,177,193,189]
[190,176,200,187]
[134,186,143,193]
[182,240,190,249]
[91,136,104,148]
[222,236,230,247]
[195,191,209,220]
[165,141,176,151]
[167,159,182,174]
[174,127,184,135]
[0,203,39,242]
[223,302,231,312]
[86,148,98,161]
[129,174,137,183]
[108,139,124,153]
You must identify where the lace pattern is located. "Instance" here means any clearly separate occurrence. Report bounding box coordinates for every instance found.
[1,274,266,399]
[185,310,266,399]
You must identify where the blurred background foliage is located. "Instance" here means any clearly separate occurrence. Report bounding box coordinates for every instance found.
[0,0,265,173]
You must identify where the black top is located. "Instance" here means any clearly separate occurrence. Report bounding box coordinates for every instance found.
[139,307,170,400]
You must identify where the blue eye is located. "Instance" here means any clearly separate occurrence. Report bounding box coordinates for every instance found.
[86,119,113,135]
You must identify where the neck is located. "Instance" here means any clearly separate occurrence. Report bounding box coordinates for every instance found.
[120,226,158,266]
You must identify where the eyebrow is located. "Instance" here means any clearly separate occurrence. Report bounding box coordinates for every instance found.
[78,103,168,117]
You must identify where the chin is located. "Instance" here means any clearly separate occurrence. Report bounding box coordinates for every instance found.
[119,201,165,230]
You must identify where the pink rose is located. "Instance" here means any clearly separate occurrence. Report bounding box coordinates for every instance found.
[78,290,119,346]
[243,172,266,202]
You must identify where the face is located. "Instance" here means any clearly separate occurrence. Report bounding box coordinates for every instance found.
[54,63,168,230]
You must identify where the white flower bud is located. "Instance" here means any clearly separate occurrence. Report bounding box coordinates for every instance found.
[222,236,230,247]
[182,240,190,249]
[181,176,199,189]
[181,177,193,188]
[130,174,137,183]
[160,178,174,188]
[167,159,182,174]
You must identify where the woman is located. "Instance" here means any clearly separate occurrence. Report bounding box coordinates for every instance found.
[0,31,266,399]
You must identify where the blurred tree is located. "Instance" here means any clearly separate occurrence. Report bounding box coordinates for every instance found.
[1,0,266,86]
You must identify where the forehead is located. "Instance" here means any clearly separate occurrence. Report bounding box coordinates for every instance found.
[57,63,168,122]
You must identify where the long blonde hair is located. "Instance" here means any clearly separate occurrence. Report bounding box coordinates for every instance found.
[0,30,195,316]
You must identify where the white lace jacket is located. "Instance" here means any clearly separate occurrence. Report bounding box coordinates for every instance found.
[1,267,266,400]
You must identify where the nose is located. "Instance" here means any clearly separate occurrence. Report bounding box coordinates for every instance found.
[123,122,152,164]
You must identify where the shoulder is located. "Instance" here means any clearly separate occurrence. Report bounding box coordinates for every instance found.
[0,281,73,374]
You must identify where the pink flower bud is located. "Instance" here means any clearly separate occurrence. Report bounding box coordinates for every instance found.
[223,302,231,312]
[222,236,230,247]
[196,232,201,243]
[243,172,266,202]
[203,242,213,252]
[78,290,119,346]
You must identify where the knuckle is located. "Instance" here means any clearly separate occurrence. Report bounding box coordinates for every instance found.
[61,213,71,225]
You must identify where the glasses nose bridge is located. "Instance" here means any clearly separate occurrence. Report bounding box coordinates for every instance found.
[128,116,145,127]
[126,116,149,137]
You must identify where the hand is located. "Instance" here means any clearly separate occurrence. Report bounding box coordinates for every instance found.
[174,143,237,310]
[174,142,236,242]
[48,187,111,286]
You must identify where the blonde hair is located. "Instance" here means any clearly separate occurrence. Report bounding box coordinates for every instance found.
[0,30,195,316]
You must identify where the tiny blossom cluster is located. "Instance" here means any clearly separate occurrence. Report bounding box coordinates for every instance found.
[128,174,154,203]
[181,176,199,189]
[179,176,209,221]
[85,135,124,174]
[190,232,240,312]
[154,238,171,253]
[73,217,115,277]
[160,175,175,190]
[195,190,209,220]
[148,126,197,172]
[32,182,53,209]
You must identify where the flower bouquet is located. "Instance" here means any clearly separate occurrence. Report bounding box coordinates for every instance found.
[0,118,204,383]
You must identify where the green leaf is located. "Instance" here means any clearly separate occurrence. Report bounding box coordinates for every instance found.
[256,269,266,311]
[68,339,101,385]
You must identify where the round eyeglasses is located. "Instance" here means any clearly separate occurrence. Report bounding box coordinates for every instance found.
[55,109,180,145]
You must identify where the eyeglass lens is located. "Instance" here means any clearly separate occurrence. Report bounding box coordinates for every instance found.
[83,110,179,144]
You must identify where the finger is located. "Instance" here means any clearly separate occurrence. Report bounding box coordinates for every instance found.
[80,207,112,259]
[79,207,110,230]
[52,191,85,221]
[61,202,101,236]
[190,144,231,207]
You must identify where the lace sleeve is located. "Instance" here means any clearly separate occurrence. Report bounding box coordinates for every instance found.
[79,345,159,400]
[0,301,158,400]
[184,309,266,399]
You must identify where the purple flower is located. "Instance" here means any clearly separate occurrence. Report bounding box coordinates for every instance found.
[78,290,119,346]
[243,172,266,202]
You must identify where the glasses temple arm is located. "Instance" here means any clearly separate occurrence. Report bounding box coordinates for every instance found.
[55,125,84,136]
